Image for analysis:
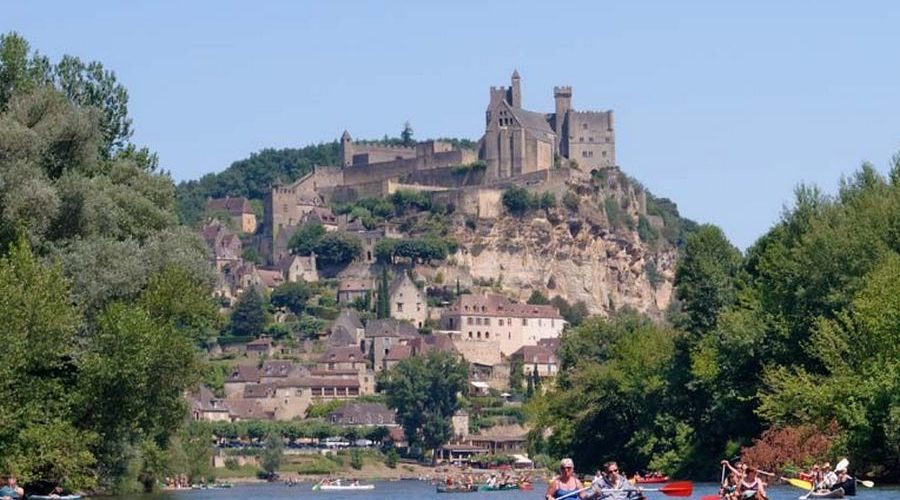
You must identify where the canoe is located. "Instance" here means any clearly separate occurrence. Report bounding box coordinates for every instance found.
[477,484,520,492]
[636,477,669,484]
[436,485,477,493]
[316,484,375,491]
[29,496,81,500]
[802,488,844,500]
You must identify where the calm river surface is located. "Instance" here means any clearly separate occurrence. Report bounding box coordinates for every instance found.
[110,481,900,500]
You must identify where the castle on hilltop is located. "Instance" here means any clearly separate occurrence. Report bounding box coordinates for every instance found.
[258,72,617,263]
[482,70,615,178]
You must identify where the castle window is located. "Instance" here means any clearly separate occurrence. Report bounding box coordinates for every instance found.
[606,137,611,143]
[602,151,607,157]
[485,332,490,339]
[499,319,504,326]
[477,331,481,339]
[582,123,588,129]
[589,137,594,142]
[468,317,473,325]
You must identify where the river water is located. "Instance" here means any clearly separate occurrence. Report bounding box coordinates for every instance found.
[113,481,900,500]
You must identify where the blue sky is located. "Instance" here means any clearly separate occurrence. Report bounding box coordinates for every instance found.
[6,1,900,248]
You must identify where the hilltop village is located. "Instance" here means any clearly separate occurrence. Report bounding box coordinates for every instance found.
[192,72,688,463]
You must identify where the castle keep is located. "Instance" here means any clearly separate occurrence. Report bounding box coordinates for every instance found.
[482,71,616,178]
[260,72,617,263]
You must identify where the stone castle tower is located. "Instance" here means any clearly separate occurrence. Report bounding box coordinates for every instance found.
[480,71,615,180]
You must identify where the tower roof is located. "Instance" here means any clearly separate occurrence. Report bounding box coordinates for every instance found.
[341,130,351,140]
[512,69,520,79]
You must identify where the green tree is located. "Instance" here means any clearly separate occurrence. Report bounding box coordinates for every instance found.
[376,267,390,319]
[270,281,313,315]
[260,432,283,477]
[502,186,533,216]
[288,222,326,256]
[400,121,414,147]
[312,232,362,268]
[673,224,742,335]
[229,288,266,336]
[381,352,468,463]
[527,290,550,305]
[509,359,524,393]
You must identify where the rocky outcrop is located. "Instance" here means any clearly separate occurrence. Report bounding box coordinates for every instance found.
[420,169,682,318]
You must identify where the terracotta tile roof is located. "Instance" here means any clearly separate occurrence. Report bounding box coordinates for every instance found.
[446,294,563,319]
[227,365,260,383]
[510,345,557,365]
[365,319,418,338]
[261,360,301,378]
[256,269,285,288]
[309,368,360,377]
[207,197,254,216]
[339,279,372,292]
[319,346,366,364]
[384,344,411,362]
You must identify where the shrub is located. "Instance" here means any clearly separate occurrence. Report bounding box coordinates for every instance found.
[385,448,399,469]
[562,191,580,212]
[350,449,363,470]
[502,186,532,216]
[637,215,659,243]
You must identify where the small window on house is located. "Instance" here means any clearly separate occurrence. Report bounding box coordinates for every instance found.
[499,319,504,326]
[485,318,490,326]
[468,331,473,338]
[485,332,490,339]
[396,302,403,312]
[522,318,528,326]
[589,137,594,142]
[508,332,511,339]
[467,317,473,325]
[477,331,481,339]
[476,317,481,325]
[416,302,421,312]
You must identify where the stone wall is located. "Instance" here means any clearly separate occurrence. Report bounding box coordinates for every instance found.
[565,110,615,169]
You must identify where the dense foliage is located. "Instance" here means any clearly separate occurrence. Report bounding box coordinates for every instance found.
[0,33,216,492]
[529,161,900,480]
[379,351,468,463]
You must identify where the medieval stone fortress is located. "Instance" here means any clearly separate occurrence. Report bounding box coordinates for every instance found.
[194,72,673,434]
[259,71,617,263]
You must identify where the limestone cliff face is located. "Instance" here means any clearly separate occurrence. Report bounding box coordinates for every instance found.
[420,169,683,318]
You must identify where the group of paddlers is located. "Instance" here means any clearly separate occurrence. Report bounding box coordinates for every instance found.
[545,459,645,500]
[718,458,861,499]
[441,471,533,491]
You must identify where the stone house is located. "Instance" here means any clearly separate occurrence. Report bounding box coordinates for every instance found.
[440,293,565,356]
[389,273,427,328]
[275,254,318,283]
[337,279,372,305]
[317,346,367,372]
[224,365,260,399]
[206,196,257,234]
[259,360,306,384]
[364,319,418,371]
[327,309,365,347]
[509,345,559,379]
[245,337,274,358]
[200,220,242,271]
[188,386,231,422]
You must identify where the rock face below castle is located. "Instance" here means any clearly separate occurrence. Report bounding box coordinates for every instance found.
[414,170,679,319]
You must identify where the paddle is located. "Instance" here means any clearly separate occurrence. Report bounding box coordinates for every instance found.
[556,480,693,500]
[700,463,727,500]
[638,481,693,497]
[782,477,813,490]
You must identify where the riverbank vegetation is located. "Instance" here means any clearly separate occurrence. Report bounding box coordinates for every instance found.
[528,162,900,481]
[0,32,217,493]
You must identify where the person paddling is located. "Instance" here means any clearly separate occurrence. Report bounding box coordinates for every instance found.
[0,476,24,500]
[546,458,585,500]
[593,461,643,500]
[737,467,766,500]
